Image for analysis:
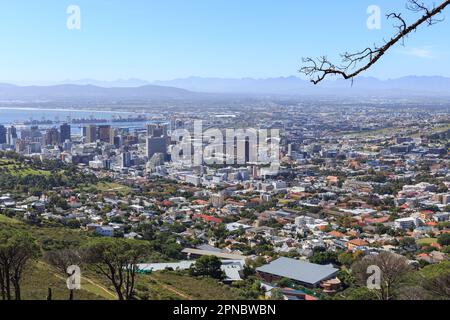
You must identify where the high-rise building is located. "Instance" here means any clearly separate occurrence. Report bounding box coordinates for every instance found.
[0,125,6,144]
[109,128,117,145]
[170,118,184,133]
[6,126,17,145]
[146,123,168,159]
[20,126,41,141]
[147,123,168,138]
[146,137,167,159]
[121,152,132,168]
[113,135,122,148]
[15,139,26,153]
[60,123,71,143]
[98,125,112,143]
[85,125,97,143]
[27,142,42,154]
[102,159,112,170]
[44,128,60,146]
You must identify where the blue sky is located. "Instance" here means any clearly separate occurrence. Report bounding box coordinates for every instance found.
[0,0,449,82]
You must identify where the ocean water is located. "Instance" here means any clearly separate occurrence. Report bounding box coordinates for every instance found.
[0,107,155,134]
[0,107,144,125]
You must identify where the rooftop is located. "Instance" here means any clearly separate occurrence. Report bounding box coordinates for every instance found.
[256,257,338,285]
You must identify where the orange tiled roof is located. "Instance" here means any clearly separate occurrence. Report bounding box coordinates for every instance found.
[348,239,368,246]
[192,214,222,224]
[328,231,346,238]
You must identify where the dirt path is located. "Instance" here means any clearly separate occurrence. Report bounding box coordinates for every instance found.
[148,275,193,300]
[82,277,117,299]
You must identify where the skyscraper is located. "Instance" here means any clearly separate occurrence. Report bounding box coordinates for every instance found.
[121,152,132,168]
[44,128,60,146]
[85,125,97,143]
[98,125,112,143]
[146,137,168,159]
[6,126,17,145]
[60,123,71,143]
[147,123,168,138]
[0,125,6,144]
[146,123,168,159]
[109,128,117,145]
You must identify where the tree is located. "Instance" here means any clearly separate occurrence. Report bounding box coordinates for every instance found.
[337,269,356,288]
[300,0,450,84]
[399,237,417,249]
[82,238,149,300]
[419,261,450,299]
[189,255,224,280]
[338,252,356,268]
[437,233,450,246]
[270,288,285,300]
[334,287,378,300]
[310,248,339,265]
[276,277,294,288]
[352,252,412,300]
[0,230,39,300]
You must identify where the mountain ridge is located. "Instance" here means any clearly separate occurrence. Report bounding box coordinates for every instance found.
[0,76,449,100]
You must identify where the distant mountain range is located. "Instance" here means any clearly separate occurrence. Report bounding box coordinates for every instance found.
[0,83,194,101]
[0,76,449,101]
[154,76,450,96]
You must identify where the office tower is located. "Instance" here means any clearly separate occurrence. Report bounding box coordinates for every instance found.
[6,126,18,145]
[0,125,6,144]
[146,123,168,159]
[146,136,167,159]
[20,126,42,141]
[102,159,112,170]
[60,123,71,142]
[98,125,112,143]
[121,152,132,168]
[113,135,122,148]
[27,142,42,154]
[85,125,97,143]
[109,128,117,145]
[15,139,26,153]
[44,128,60,146]
[169,118,184,133]
[147,123,168,138]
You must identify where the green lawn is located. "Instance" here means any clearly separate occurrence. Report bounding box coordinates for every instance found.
[417,238,438,245]
[0,159,51,177]
[97,182,131,193]
[76,182,131,195]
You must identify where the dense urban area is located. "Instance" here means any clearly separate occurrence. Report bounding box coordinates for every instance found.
[0,99,449,300]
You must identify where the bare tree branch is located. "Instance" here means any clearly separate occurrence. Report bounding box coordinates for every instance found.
[300,0,450,84]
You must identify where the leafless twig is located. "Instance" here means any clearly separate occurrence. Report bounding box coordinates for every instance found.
[300,0,450,84]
